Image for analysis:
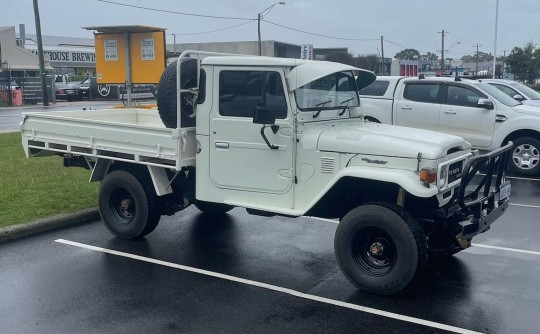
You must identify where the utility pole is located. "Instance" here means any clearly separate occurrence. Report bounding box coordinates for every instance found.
[380,36,385,75]
[501,49,509,78]
[33,0,49,106]
[474,43,482,76]
[438,30,447,76]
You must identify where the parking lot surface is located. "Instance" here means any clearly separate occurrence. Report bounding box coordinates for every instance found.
[1,175,539,334]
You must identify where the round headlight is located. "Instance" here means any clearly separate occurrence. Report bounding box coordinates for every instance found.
[439,166,448,188]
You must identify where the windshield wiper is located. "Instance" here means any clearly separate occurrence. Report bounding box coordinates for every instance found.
[338,98,355,116]
[313,100,332,118]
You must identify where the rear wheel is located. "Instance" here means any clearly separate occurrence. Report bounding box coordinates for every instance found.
[508,137,540,176]
[99,170,161,239]
[334,203,427,295]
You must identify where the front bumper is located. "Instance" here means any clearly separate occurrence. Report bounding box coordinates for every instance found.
[451,142,513,247]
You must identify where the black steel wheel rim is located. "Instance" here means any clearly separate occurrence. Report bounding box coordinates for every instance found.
[352,227,397,276]
[108,187,136,225]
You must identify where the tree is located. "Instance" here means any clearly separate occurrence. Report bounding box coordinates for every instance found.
[394,48,420,60]
[420,52,438,60]
[505,41,539,83]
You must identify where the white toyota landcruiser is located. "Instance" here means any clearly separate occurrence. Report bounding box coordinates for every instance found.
[20,51,512,295]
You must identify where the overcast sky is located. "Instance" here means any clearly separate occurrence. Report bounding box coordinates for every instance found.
[2,0,539,59]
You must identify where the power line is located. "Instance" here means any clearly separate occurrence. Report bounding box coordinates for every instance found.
[94,0,255,21]
[169,21,254,36]
[383,38,431,54]
[263,19,379,42]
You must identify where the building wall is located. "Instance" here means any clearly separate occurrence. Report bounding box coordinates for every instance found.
[169,41,301,58]
[0,26,46,71]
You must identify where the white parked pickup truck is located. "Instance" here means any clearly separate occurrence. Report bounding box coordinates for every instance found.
[360,76,540,176]
[20,51,512,295]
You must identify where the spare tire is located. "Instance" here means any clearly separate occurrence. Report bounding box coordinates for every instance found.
[157,58,197,128]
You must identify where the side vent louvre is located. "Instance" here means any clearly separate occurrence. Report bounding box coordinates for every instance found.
[320,157,336,174]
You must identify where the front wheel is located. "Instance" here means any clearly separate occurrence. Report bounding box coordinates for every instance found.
[334,203,427,295]
[508,137,540,176]
[99,170,161,239]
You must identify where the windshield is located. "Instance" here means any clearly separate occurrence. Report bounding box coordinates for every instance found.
[473,82,520,107]
[294,71,359,112]
[510,81,540,100]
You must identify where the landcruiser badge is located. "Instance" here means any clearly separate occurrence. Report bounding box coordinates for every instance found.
[361,158,388,165]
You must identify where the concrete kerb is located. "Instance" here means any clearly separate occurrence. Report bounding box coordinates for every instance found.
[0,207,100,244]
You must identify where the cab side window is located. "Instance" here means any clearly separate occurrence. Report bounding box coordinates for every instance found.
[403,83,442,103]
[445,85,485,107]
[491,84,519,99]
[219,71,287,119]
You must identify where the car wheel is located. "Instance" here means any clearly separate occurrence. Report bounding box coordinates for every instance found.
[99,170,162,239]
[334,203,427,295]
[157,58,198,128]
[508,137,540,176]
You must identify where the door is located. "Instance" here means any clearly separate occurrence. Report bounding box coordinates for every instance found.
[394,81,442,132]
[438,84,495,148]
[209,67,293,194]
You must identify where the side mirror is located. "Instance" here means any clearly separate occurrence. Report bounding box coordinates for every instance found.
[477,98,494,110]
[253,106,277,125]
[513,94,525,101]
[253,107,279,150]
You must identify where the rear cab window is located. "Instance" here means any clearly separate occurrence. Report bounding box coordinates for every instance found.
[359,80,390,96]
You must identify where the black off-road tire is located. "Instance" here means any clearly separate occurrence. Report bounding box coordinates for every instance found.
[334,203,428,295]
[508,137,540,176]
[195,200,234,215]
[99,170,162,239]
[157,58,197,128]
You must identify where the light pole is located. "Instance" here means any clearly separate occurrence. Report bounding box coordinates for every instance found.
[492,0,499,78]
[258,2,285,56]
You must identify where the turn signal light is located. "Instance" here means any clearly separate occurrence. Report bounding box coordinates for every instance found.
[419,168,437,186]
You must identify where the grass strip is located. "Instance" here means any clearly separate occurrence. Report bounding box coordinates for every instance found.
[0,132,98,228]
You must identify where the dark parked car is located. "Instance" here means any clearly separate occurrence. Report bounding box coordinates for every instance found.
[54,74,82,101]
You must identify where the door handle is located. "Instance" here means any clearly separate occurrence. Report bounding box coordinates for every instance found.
[444,110,457,115]
[215,142,229,149]
[400,105,412,110]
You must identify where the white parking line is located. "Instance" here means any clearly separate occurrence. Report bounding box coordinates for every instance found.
[471,243,540,256]
[509,203,540,209]
[55,238,482,334]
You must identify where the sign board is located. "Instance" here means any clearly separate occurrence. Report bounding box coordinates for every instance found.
[450,59,463,67]
[94,31,165,84]
[104,40,118,61]
[141,38,155,60]
[301,44,314,60]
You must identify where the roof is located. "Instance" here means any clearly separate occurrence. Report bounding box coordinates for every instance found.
[22,34,94,47]
[83,25,165,34]
[200,55,358,91]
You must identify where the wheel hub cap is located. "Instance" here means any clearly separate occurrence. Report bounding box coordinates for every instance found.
[513,144,540,170]
[369,242,384,256]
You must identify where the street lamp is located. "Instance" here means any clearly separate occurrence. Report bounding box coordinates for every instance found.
[258,2,285,56]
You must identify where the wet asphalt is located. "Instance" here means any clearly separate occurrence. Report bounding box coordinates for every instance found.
[1,175,539,334]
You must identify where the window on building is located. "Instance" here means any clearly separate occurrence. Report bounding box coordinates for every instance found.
[219,71,287,118]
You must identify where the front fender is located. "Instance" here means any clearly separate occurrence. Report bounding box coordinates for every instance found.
[302,166,438,214]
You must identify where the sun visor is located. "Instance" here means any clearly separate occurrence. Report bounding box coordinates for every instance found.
[287,61,358,91]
